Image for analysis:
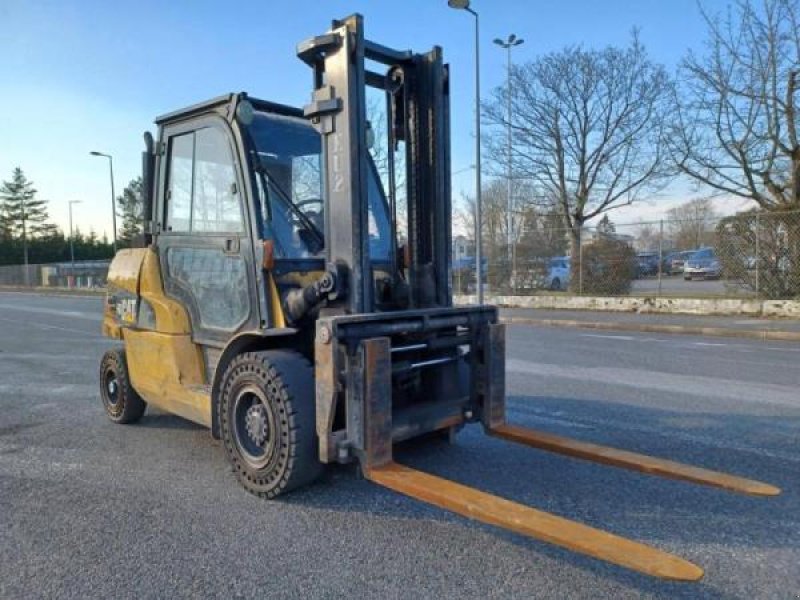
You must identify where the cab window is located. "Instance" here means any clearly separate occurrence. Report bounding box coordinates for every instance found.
[165,126,243,233]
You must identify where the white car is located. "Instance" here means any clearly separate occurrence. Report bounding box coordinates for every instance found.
[546,257,570,290]
[683,248,722,280]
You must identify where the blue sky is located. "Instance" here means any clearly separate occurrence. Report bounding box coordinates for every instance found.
[0,0,741,238]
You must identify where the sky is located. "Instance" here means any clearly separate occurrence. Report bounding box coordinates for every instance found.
[0,0,752,239]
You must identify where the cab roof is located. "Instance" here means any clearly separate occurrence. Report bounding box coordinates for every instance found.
[154,93,303,126]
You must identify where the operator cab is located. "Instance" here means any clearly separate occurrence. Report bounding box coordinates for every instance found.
[143,93,400,344]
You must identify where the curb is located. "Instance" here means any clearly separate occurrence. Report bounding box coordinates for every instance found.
[456,294,800,319]
[0,286,105,298]
[501,316,800,342]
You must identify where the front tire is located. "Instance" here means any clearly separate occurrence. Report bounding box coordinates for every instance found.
[218,350,322,498]
[99,348,146,424]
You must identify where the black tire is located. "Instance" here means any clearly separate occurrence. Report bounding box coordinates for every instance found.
[99,348,146,424]
[218,350,322,498]
[550,277,561,291]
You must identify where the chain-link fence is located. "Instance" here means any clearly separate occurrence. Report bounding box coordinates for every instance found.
[1,211,798,300]
[453,210,800,299]
[0,260,110,289]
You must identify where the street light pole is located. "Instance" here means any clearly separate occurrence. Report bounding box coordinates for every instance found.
[448,0,484,303]
[21,193,28,286]
[493,34,524,284]
[90,151,117,253]
[68,200,82,273]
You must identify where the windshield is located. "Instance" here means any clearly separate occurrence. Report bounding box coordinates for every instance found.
[247,112,392,260]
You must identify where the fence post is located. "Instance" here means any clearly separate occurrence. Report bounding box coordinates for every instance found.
[578,226,583,295]
[657,219,664,296]
[755,212,760,294]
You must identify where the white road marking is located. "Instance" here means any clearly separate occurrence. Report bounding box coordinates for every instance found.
[580,334,636,341]
[681,341,800,353]
[0,353,98,361]
[0,302,98,321]
[0,383,96,396]
[507,358,800,407]
[578,332,800,355]
[506,403,800,463]
[0,316,102,338]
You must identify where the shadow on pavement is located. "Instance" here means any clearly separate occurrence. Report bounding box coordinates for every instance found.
[136,412,206,431]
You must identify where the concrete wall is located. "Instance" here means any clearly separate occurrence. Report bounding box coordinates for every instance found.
[454,294,800,318]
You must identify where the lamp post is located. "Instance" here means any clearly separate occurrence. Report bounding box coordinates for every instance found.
[90,151,117,253]
[20,193,28,286]
[493,34,524,282]
[68,200,82,276]
[448,0,484,303]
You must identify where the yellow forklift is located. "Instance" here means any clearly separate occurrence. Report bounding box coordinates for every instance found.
[99,14,779,581]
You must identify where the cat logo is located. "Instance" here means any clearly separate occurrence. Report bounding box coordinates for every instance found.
[115,296,137,323]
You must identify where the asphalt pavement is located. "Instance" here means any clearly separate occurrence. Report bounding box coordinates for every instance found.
[1,291,798,599]
[501,307,800,336]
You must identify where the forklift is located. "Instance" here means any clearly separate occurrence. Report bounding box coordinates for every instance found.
[99,14,779,581]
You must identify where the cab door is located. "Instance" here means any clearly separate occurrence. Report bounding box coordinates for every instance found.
[156,116,259,349]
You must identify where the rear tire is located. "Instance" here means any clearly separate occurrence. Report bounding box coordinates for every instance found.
[218,350,322,498]
[99,348,146,424]
[550,277,561,291]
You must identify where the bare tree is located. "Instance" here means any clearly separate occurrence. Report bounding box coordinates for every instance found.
[636,221,661,251]
[366,95,408,241]
[456,180,507,287]
[483,33,675,277]
[671,0,800,211]
[666,197,720,249]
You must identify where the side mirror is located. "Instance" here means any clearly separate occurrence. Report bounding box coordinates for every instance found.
[365,120,375,150]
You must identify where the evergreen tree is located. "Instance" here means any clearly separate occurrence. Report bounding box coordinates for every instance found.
[117,177,144,245]
[0,213,10,241]
[0,168,58,241]
[596,214,616,235]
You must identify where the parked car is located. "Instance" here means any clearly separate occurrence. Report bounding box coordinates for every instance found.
[635,252,660,277]
[670,250,696,274]
[661,251,679,273]
[546,256,570,291]
[683,247,722,280]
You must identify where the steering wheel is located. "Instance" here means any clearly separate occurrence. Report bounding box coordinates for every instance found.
[295,198,323,211]
[294,198,324,231]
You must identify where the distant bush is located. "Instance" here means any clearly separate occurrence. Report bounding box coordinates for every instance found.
[578,238,637,295]
[716,211,800,299]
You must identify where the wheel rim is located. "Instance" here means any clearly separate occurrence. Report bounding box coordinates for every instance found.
[103,367,120,407]
[232,385,277,470]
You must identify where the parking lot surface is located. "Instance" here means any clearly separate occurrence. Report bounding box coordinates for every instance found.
[1,292,798,599]
[631,275,751,297]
